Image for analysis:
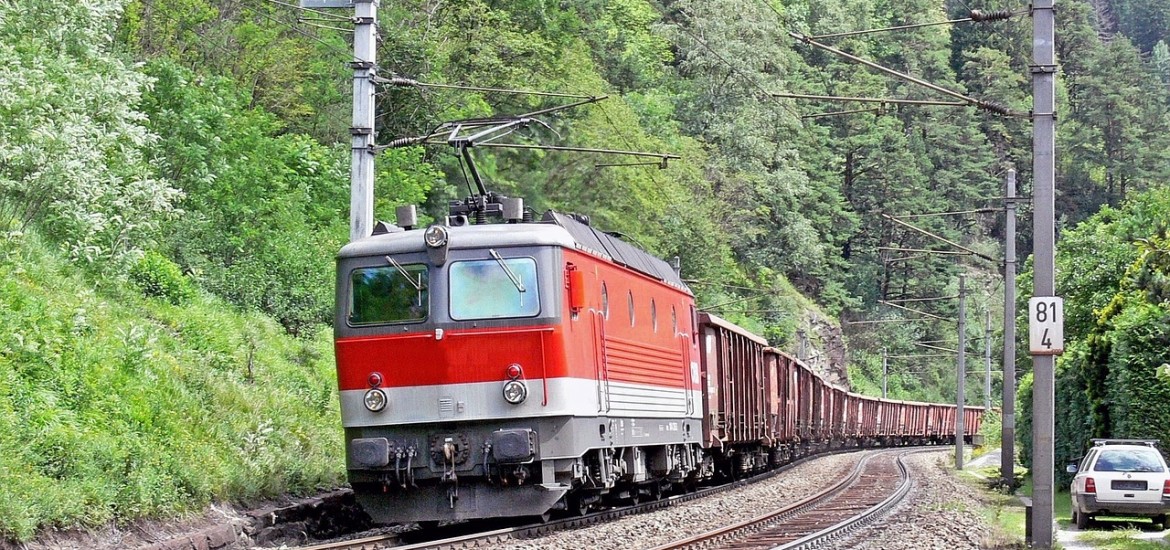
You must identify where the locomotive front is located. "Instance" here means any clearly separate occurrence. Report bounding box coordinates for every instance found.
[334,213,586,522]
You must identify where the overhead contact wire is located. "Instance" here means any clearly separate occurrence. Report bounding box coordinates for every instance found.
[807,10,1017,40]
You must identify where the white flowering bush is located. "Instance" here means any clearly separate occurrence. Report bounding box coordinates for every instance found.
[0,0,180,269]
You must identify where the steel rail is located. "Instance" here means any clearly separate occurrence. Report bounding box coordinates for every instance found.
[290,448,870,550]
[643,450,880,550]
[773,449,921,549]
[649,448,927,550]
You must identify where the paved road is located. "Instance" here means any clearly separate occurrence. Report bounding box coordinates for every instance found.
[966,447,1002,471]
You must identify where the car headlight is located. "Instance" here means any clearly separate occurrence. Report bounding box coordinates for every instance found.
[364,388,387,412]
[424,225,448,248]
[502,380,528,405]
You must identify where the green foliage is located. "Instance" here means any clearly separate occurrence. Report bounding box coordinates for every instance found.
[0,0,181,268]
[129,250,197,305]
[1019,187,1170,487]
[1017,371,1034,470]
[0,233,342,541]
[1110,0,1170,54]
[1057,3,1170,222]
[119,0,352,138]
[979,408,1002,450]
[137,60,387,334]
[578,0,673,90]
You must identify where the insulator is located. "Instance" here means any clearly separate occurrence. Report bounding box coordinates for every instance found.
[970,9,1012,22]
[385,76,420,87]
[384,136,424,148]
[977,101,1012,116]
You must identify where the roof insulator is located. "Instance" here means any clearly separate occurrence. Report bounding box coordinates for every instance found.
[970,9,1012,22]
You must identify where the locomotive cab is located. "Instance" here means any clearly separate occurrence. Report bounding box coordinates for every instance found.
[335,221,577,521]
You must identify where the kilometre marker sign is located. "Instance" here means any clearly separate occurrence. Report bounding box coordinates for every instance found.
[1028,296,1064,355]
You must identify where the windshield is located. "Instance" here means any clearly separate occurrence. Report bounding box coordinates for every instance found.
[1093,449,1166,473]
[449,256,539,320]
[349,263,428,325]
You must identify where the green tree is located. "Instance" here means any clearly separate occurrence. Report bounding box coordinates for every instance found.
[139,61,367,334]
[1020,187,1170,485]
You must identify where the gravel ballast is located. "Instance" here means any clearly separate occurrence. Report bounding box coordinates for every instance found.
[498,450,865,550]
[833,450,1005,550]
[497,448,1015,550]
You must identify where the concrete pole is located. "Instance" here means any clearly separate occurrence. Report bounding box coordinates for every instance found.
[956,273,966,470]
[882,348,888,399]
[985,308,992,411]
[349,0,378,242]
[1003,168,1018,486]
[1031,0,1058,545]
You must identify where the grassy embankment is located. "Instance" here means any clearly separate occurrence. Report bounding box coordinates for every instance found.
[0,233,344,542]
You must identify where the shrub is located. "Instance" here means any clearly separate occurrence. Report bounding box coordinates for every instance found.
[130,251,196,305]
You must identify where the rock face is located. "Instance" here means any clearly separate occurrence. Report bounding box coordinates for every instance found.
[791,309,850,391]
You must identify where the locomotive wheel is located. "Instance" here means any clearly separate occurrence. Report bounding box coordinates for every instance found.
[566,494,589,517]
[626,488,641,505]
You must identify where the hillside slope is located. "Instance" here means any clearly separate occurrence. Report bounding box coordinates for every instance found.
[0,234,343,541]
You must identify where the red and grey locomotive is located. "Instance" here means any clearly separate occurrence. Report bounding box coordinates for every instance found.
[335,193,708,523]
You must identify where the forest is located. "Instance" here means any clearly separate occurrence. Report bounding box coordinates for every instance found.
[1,0,1169,541]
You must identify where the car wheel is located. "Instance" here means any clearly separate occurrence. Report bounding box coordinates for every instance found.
[1155,513,1168,530]
[1076,509,1090,529]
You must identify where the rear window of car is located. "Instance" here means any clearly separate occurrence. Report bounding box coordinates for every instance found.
[1092,449,1166,473]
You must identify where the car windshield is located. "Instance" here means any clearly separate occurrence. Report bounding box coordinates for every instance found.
[449,256,539,320]
[1093,449,1166,473]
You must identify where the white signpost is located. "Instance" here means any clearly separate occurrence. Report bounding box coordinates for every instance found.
[1028,296,1064,355]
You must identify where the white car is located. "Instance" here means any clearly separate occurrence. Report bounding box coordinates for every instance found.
[1068,439,1170,529]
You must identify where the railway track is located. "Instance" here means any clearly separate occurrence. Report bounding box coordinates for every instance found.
[288,447,935,550]
[290,447,883,550]
[649,447,922,550]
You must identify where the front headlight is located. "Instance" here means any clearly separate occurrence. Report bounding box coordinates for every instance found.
[424,225,449,248]
[502,380,528,405]
[364,388,388,412]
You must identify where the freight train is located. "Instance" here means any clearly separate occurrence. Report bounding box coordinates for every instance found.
[332,190,984,525]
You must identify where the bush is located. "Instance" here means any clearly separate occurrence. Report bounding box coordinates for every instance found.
[129,251,196,305]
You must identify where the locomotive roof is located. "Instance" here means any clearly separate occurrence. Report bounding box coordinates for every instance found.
[337,210,690,292]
